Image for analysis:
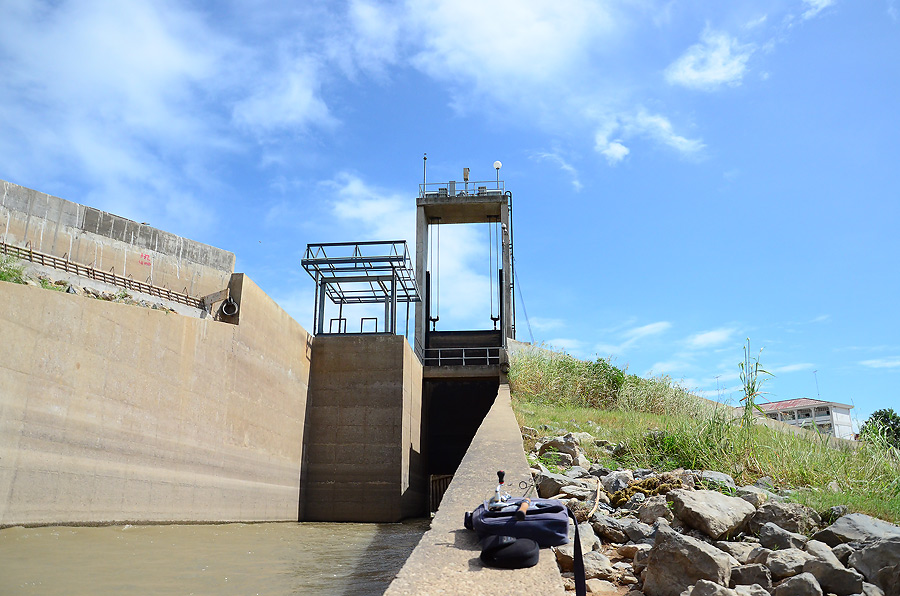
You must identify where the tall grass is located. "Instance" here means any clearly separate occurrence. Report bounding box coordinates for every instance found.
[510,346,900,522]
[0,254,27,284]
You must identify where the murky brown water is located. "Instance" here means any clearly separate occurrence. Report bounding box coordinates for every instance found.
[0,520,428,595]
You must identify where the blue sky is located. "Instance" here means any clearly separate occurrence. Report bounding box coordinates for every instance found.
[2,0,898,427]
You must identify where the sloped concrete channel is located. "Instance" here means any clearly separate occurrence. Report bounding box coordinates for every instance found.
[386,384,566,595]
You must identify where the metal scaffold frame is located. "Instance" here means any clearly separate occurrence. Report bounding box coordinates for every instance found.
[301,240,420,336]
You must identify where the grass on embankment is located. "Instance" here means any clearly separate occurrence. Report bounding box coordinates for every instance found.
[509,347,900,523]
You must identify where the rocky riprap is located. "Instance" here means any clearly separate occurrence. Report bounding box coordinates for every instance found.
[524,429,900,596]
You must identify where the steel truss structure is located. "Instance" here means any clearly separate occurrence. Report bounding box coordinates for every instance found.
[301,240,420,336]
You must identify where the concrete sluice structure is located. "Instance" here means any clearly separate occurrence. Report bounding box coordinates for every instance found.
[0,176,563,593]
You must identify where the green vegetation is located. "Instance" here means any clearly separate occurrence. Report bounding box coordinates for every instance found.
[861,408,900,450]
[510,345,900,523]
[0,254,27,284]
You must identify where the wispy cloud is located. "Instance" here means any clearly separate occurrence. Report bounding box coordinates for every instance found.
[802,0,836,20]
[686,327,737,349]
[860,357,900,369]
[529,317,566,332]
[595,321,672,356]
[773,363,815,373]
[665,28,754,91]
[533,151,583,191]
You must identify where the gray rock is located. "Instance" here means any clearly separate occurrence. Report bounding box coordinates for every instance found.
[748,501,822,535]
[766,548,815,580]
[821,505,850,524]
[736,485,772,508]
[542,451,574,468]
[560,484,595,500]
[748,546,772,564]
[583,550,616,580]
[813,514,900,547]
[634,468,656,480]
[848,538,900,595]
[624,491,647,510]
[860,582,887,596]
[730,563,772,590]
[755,476,776,491]
[590,512,629,543]
[833,543,855,565]
[564,465,592,479]
[576,452,592,469]
[589,464,612,478]
[634,545,652,572]
[602,470,634,493]
[554,521,601,571]
[536,466,592,498]
[803,558,864,595]
[773,572,823,596]
[640,494,675,524]
[715,541,760,565]
[733,586,770,596]
[875,564,899,596]
[642,525,734,596]
[624,519,655,543]
[584,578,619,594]
[570,431,595,446]
[759,521,809,550]
[683,579,738,595]
[806,539,844,567]
[670,489,756,539]
[539,433,581,459]
[700,471,738,491]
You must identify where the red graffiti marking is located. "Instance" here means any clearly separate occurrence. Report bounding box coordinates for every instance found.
[139,252,152,266]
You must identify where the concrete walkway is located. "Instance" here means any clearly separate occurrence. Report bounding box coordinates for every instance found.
[385,384,565,595]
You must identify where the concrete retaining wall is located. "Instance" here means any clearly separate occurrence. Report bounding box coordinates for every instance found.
[300,335,424,522]
[385,384,565,595]
[0,274,311,527]
[1,179,234,297]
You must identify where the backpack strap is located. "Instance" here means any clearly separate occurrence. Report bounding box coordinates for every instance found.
[567,508,586,596]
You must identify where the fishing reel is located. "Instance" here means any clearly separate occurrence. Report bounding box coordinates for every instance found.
[485,470,513,511]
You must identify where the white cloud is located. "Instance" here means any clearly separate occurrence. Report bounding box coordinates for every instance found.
[529,317,566,332]
[547,338,589,357]
[601,142,631,165]
[860,357,900,369]
[533,152,583,191]
[773,363,815,373]
[625,321,673,341]
[665,28,754,91]
[686,327,737,349]
[802,0,835,20]
[233,56,336,133]
[628,111,706,155]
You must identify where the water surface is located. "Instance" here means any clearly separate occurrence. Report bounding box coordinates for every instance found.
[0,520,428,595]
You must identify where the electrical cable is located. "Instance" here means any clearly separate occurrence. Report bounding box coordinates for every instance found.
[512,257,534,344]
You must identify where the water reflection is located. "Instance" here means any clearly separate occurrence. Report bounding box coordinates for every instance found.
[0,520,428,596]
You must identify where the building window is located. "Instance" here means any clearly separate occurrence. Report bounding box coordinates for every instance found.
[798,409,812,419]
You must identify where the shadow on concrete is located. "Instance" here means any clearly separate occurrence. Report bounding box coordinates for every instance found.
[337,519,431,596]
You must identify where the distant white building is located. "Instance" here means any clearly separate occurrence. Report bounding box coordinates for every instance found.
[758,398,855,440]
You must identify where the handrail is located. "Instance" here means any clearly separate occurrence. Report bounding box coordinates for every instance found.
[1,241,204,309]
[423,346,501,367]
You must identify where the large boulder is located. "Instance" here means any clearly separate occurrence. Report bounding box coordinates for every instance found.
[772,572,823,596]
[553,521,600,571]
[536,466,592,498]
[639,494,675,524]
[730,563,772,591]
[602,470,634,493]
[590,512,629,543]
[748,501,821,535]
[759,521,808,550]
[802,558,864,596]
[765,548,815,580]
[669,489,756,539]
[812,513,900,547]
[538,433,581,459]
[583,550,616,580]
[847,537,900,595]
[700,471,737,491]
[642,525,733,596]
[736,485,773,508]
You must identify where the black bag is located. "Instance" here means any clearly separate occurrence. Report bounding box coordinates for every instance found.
[464,497,586,596]
[464,497,568,547]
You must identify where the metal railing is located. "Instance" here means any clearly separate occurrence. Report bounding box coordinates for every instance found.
[423,346,501,367]
[419,180,505,198]
[1,241,204,309]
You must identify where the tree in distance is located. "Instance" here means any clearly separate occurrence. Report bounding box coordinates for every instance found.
[860,408,900,450]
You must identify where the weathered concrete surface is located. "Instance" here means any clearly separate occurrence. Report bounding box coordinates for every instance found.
[300,334,424,522]
[385,384,565,595]
[1,179,234,296]
[0,274,311,527]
